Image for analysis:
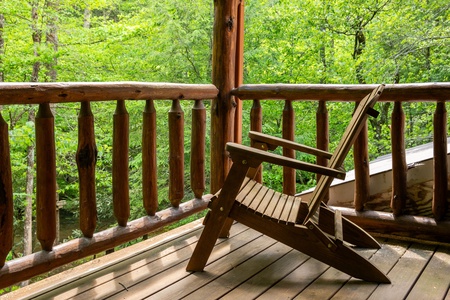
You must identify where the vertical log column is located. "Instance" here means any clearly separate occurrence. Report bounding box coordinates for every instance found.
[113,100,129,226]
[76,102,97,238]
[35,103,57,251]
[353,102,370,211]
[142,100,158,215]
[191,100,206,199]
[210,0,238,194]
[233,0,245,144]
[250,99,263,183]
[433,101,448,221]
[0,111,13,266]
[390,101,407,216]
[282,100,296,195]
[316,100,329,203]
[169,99,184,207]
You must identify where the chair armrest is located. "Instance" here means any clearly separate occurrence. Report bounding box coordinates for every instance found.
[226,142,345,180]
[249,131,332,159]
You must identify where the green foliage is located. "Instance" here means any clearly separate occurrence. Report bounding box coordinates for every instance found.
[0,0,448,258]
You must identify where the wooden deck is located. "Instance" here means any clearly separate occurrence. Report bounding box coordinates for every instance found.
[3,219,450,300]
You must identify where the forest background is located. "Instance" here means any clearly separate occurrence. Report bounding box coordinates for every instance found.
[0,0,449,261]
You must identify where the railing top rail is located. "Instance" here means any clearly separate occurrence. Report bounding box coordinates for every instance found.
[232,83,450,101]
[0,82,218,105]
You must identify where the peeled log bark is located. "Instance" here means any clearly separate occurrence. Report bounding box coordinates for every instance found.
[35,103,57,251]
[0,112,13,267]
[76,102,98,238]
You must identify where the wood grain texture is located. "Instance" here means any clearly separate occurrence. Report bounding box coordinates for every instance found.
[35,103,57,251]
[433,101,448,220]
[0,82,218,105]
[390,101,407,216]
[0,112,13,267]
[113,100,130,226]
[168,99,185,207]
[142,100,158,215]
[232,83,450,101]
[76,102,98,238]
[191,100,206,199]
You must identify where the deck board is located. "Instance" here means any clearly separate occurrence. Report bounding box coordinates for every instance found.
[3,220,450,300]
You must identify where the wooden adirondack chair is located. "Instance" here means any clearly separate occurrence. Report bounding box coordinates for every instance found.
[187,85,390,283]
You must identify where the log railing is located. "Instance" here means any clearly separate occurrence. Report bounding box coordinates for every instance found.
[0,82,217,288]
[233,83,450,243]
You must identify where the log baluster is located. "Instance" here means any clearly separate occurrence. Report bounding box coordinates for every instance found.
[0,111,13,266]
[76,101,98,238]
[35,103,57,250]
[353,102,370,211]
[113,100,129,226]
[391,101,407,216]
[433,101,448,221]
[250,99,263,183]
[191,100,206,199]
[316,100,329,203]
[142,100,158,215]
[169,99,184,207]
[250,99,262,133]
[282,100,296,195]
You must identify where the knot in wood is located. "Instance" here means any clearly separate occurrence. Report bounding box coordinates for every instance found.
[226,17,234,31]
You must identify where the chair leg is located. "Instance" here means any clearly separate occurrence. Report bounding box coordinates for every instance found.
[318,204,381,248]
[219,218,234,238]
[186,207,230,271]
[186,162,251,272]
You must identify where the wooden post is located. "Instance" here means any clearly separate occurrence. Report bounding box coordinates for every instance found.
[391,101,407,216]
[282,100,296,195]
[113,100,129,226]
[210,0,239,194]
[0,111,13,266]
[35,103,57,251]
[76,101,97,238]
[316,100,329,203]
[169,99,184,207]
[191,100,206,199]
[433,101,448,221]
[353,103,370,211]
[250,99,263,182]
[142,100,158,215]
[233,0,245,144]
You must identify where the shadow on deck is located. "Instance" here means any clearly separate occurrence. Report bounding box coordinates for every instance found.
[4,220,450,300]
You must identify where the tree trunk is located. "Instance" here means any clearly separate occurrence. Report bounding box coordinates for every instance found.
[84,5,91,29]
[45,0,58,82]
[21,1,42,286]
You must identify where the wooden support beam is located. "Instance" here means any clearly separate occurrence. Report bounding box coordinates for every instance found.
[353,104,370,211]
[0,82,218,105]
[35,103,57,251]
[0,111,13,267]
[191,100,206,199]
[142,100,158,215]
[210,0,239,194]
[169,99,185,207]
[232,83,450,101]
[390,101,407,216]
[433,101,448,221]
[282,100,296,195]
[76,102,98,238]
[113,100,130,226]
[316,100,329,203]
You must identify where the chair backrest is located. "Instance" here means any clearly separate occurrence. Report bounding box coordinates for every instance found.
[297,84,385,224]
